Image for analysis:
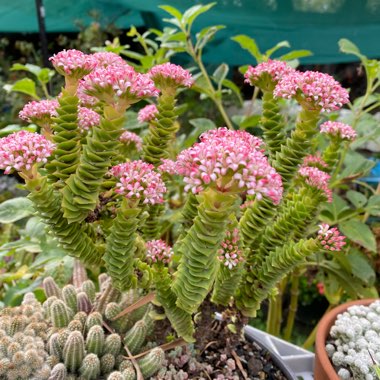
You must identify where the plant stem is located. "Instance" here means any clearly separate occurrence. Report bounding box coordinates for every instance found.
[302,304,335,350]
[266,277,287,336]
[283,269,301,341]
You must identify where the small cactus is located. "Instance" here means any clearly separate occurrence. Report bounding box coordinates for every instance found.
[79,353,101,380]
[49,363,67,380]
[123,320,147,354]
[77,291,92,313]
[86,325,105,355]
[85,312,103,333]
[100,353,116,374]
[43,277,62,299]
[107,371,125,380]
[82,280,97,303]
[50,299,71,328]
[138,348,165,378]
[62,284,78,313]
[63,331,85,373]
[104,334,122,356]
[123,367,137,380]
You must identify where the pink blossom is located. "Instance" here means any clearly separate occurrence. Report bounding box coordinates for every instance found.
[274,70,349,112]
[158,159,178,176]
[77,82,99,107]
[298,166,332,202]
[110,160,166,205]
[137,104,158,123]
[0,131,55,174]
[218,228,244,269]
[78,107,100,132]
[92,52,126,68]
[244,60,295,90]
[320,121,357,141]
[119,131,143,151]
[316,282,325,295]
[318,223,346,251]
[175,128,283,204]
[49,49,96,79]
[302,154,328,169]
[80,65,159,107]
[19,99,59,124]
[149,63,194,89]
[146,239,173,264]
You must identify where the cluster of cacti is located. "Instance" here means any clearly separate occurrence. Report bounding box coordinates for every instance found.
[41,276,164,379]
[0,46,354,346]
[0,293,51,379]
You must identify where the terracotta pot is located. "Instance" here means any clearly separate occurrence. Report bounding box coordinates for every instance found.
[314,298,377,380]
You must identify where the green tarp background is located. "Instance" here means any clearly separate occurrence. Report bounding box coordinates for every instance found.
[1,0,380,64]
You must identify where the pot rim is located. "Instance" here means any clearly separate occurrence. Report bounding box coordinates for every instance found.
[315,298,377,379]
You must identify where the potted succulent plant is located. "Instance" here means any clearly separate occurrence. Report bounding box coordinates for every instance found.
[315,299,380,380]
[0,46,353,378]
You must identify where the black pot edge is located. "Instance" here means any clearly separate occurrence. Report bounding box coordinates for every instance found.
[244,327,298,380]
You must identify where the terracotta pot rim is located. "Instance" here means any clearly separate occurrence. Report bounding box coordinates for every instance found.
[315,298,377,380]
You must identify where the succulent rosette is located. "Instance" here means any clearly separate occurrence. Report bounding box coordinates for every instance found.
[320,121,357,141]
[175,127,283,204]
[77,107,101,133]
[217,228,244,269]
[49,49,96,81]
[110,160,166,205]
[274,70,350,112]
[19,99,59,125]
[80,64,159,111]
[146,240,173,264]
[119,131,143,151]
[149,63,194,91]
[244,59,295,91]
[137,104,159,123]
[298,165,333,202]
[0,130,55,176]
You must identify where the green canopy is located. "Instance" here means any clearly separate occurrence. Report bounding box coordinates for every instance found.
[1,0,380,64]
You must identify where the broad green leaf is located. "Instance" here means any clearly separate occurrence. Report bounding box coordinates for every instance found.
[346,190,367,208]
[159,5,183,21]
[196,25,225,52]
[319,194,350,223]
[212,63,229,89]
[37,68,55,84]
[231,35,261,62]
[366,195,380,216]
[234,114,261,129]
[278,49,313,61]
[339,38,365,60]
[265,41,290,58]
[222,78,243,105]
[4,78,39,99]
[346,248,375,284]
[10,63,41,76]
[339,151,375,179]
[339,219,376,252]
[185,118,216,147]
[182,3,216,30]
[0,197,34,223]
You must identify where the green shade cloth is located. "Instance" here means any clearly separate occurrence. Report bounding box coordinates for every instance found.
[1,0,380,64]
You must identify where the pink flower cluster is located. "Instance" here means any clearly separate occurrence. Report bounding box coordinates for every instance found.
[244,60,295,88]
[158,159,178,176]
[274,71,349,112]
[175,128,283,204]
[149,63,194,89]
[77,83,98,107]
[19,99,59,124]
[110,160,166,205]
[320,121,357,141]
[318,224,346,251]
[302,154,328,169]
[78,107,101,132]
[92,52,126,68]
[298,166,332,202]
[0,131,55,174]
[146,239,173,264]
[119,131,143,151]
[49,49,96,79]
[218,228,244,269]
[81,65,159,106]
[137,104,159,123]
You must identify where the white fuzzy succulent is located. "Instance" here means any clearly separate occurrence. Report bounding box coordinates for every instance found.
[327,301,380,380]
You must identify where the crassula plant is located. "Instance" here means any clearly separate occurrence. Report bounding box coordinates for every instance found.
[0,49,350,354]
[327,300,380,380]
